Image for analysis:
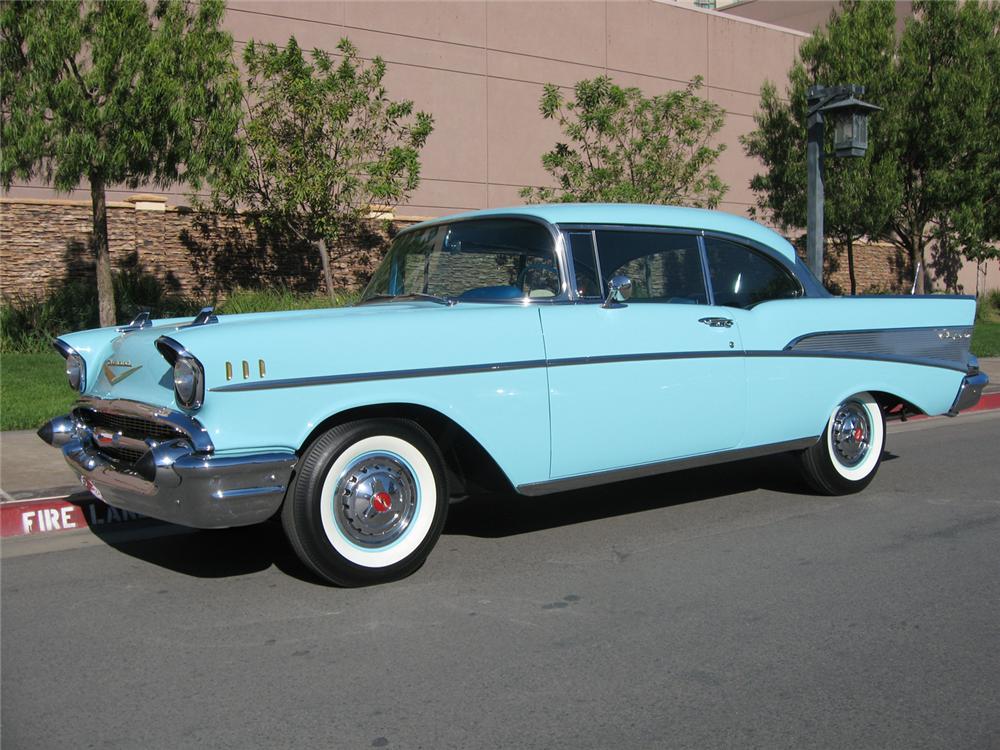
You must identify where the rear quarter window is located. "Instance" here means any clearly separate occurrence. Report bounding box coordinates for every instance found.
[704,237,801,308]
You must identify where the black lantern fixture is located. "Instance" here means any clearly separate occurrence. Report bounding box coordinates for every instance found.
[805,84,881,281]
[822,94,882,157]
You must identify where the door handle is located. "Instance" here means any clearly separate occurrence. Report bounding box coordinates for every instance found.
[699,317,734,328]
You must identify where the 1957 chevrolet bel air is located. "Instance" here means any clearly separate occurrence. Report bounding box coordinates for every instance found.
[39,204,988,585]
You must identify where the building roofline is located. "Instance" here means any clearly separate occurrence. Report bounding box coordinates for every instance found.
[652,0,810,38]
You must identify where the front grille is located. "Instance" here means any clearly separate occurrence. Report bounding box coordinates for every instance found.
[79,410,187,444]
[75,408,189,468]
[99,445,147,464]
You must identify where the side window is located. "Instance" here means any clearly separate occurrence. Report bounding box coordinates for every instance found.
[594,230,707,304]
[567,232,602,298]
[704,237,801,308]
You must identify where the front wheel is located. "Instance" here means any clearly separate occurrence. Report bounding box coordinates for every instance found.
[282,419,449,586]
[799,392,886,495]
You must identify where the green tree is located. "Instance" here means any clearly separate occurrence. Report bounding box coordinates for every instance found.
[742,0,900,295]
[207,37,433,300]
[1,0,240,325]
[521,76,727,208]
[744,0,1000,294]
[888,0,1000,292]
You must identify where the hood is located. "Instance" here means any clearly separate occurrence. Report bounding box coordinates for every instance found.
[60,301,545,409]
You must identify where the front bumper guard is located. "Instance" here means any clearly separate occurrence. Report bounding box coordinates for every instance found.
[39,414,296,528]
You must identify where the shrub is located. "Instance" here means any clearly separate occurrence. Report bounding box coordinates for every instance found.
[216,287,357,315]
[1,279,357,353]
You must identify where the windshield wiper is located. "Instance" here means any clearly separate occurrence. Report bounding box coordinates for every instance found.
[358,293,456,307]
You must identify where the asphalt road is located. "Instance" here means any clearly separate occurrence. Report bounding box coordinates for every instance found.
[3,411,999,750]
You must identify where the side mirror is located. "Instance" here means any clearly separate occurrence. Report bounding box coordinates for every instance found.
[602,275,632,308]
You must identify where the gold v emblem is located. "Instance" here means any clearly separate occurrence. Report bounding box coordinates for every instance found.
[102,360,143,385]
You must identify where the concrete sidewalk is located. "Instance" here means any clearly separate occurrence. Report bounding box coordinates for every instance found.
[2,357,998,500]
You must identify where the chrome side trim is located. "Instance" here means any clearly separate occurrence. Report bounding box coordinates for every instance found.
[517,437,819,496]
[212,359,551,392]
[210,348,970,393]
[745,349,969,372]
[786,326,973,362]
[73,396,214,453]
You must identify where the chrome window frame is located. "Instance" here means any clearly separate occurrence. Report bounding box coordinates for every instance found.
[701,233,807,307]
[557,222,822,303]
[558,224,712,305]
[369,214,573,305]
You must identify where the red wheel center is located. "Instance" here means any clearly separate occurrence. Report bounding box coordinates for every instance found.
[372,492,392,513]
[853,426,864,442]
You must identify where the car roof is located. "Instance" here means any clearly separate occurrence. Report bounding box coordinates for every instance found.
[408,204,799,263]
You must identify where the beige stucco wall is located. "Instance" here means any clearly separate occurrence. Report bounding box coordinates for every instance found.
[4,0,806,219]
[7,0,992,293]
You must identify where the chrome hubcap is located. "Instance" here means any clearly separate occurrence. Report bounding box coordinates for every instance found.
[831,402,871,467]
[334,453,417,547]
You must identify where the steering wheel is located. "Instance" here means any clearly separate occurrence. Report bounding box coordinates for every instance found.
[517,262,560,295]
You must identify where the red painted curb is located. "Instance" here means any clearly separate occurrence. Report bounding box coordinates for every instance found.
[964,391,1000,413]
[895,391,1000,422]
[1,493,147,538]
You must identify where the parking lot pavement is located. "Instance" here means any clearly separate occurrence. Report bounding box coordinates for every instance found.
[2,410,998,749]
[0,429,79,501]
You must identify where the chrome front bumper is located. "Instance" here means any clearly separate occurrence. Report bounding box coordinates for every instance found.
[948,365,989,416]
[39,408,296,529]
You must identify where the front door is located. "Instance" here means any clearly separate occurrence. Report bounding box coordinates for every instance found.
[541,229,747,479]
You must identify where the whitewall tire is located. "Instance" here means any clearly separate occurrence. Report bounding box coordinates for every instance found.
[282,419,448,586]
[800,392,886,495]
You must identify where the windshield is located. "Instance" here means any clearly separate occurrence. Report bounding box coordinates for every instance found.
[360,218,561,303]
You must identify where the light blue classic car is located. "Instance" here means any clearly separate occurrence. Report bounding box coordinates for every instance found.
[39,204,988,585]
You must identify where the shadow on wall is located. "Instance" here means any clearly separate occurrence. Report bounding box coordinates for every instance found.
[930,236,965,294]
[179,212,394,298]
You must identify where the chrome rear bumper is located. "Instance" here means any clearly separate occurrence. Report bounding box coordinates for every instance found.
[39,409,296,529]
[948,365,989,416]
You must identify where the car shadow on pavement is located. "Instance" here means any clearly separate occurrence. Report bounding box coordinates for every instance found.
[85,451,815,583]
[446,451,813,539]
[86,517,325,584]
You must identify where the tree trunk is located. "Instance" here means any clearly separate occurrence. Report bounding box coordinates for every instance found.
[317,237,335,303]
[90,173,117,326]
[913,240,926,295]
[846,236,857,296]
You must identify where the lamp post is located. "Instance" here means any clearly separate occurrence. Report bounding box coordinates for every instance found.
[806,84,882,283]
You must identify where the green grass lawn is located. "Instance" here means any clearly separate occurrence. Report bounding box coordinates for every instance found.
[1,352,76,432]
[971,319,1000,358]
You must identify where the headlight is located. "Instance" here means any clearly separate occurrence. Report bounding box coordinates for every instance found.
[65,352,85,392]
[172,356,204,410]
[156,336,206,410]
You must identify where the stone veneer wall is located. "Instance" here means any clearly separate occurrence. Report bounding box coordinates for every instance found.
[0,198,414,303]
[803,241,911,295]
[1,197,910,302]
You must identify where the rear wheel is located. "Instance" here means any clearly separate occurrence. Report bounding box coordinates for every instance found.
[800,392,885,495]
[282,419,448,586]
